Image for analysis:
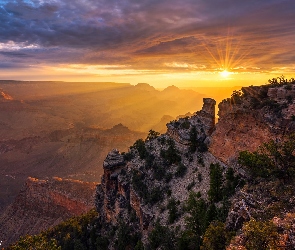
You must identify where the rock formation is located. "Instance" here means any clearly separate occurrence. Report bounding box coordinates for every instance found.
[0,177,97,248]
[210,84,295,164]
[166,98,216,145]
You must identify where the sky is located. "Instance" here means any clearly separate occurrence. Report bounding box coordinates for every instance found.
[0,0,295,88]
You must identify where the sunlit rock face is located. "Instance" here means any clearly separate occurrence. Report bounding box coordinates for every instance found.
[0,177,97,248]
[210,84,295,164]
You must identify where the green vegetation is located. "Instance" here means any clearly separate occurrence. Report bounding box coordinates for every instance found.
[132,170,163,205]
[160,138,181,165]
[267,75,295,87]
[208,163,223,202]
[122,151,134,161]
[202,221,230,250]
[148,221,175,249]
[131,139,147,159]
[175,163,187,178]
[7,210,103,250]
[197,173,202,182]
[115,220,141,250]
[187,179,195,191]
[145,129,160,141]
[242,219,279,250]
[238,134,295,181]
[180,117,191,129]
[8,235,61,250]
[189,125,198,153]
[167,198,179,224]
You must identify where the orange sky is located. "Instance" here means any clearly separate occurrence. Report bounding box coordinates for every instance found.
[0,0,294,88]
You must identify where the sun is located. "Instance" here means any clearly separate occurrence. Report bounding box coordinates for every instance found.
[220,70,231,78]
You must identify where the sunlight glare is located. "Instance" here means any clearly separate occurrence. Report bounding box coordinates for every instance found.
[220,70,231,78]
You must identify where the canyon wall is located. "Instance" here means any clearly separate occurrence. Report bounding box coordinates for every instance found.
[0,177,97,248]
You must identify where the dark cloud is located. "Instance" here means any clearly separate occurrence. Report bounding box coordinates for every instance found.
[0,0,294,71]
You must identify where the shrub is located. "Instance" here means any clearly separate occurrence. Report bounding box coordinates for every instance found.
[238,135,295,181]
[197,155,205,167]
[175,163,187,178]
[152,164,166,181]
[180,118,191,129]
[208,163,223,202]
[122,151,134,161]
[131,139,147,159]
[202,221,228,250]
[243,219,279,250]
[189,125,198,153]
[165,172,173,183]
[148,221,175,249]
[115,220,141,250]
[167,198,179,224]
[198,173,203,182]
[145,130,160,141]
[160,138,181,165]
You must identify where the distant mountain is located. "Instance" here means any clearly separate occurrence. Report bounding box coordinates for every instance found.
[134,83,156,91]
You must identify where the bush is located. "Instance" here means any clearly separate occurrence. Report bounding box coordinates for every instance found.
[175,163,187,178]
[167,198,179,224]
[148,221,175,249]
[198,173,203,182]
[223,167,242,198]
[152,164,166,181]
[131,139,147,159]
[202,221,228,250]
[238,135,295,181]
[189,125,198,153]
[208,163,223,202]
[122,151,134,161]
[180,118,191,129]
[177,230,200,250]
[160,138,181,165]
[115,220,140,250]
[145,130,160,141]
[243,219,279,250]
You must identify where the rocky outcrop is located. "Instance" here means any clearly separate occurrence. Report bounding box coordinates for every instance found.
[97,149,128,223]
[166,98,216,146]
[0,177,97,248]
[96,148,151,231]
[210,85,295,164]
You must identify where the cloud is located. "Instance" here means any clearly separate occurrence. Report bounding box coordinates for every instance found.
[0,0,294,73]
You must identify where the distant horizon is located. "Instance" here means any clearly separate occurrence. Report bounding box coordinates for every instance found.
[0,77,280,89]
[1,1,294,88]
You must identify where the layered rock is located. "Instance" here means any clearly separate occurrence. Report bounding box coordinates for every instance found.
[0,177,97,248]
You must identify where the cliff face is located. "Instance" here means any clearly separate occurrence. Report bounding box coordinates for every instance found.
[210,84,295,164]
[0,177,97,248]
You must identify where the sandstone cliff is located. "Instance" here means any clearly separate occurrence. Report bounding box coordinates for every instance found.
[0,177,97,248]
[210,84,295,164]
